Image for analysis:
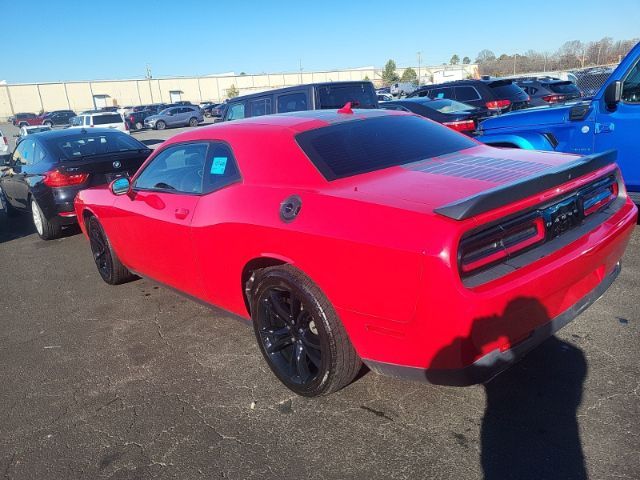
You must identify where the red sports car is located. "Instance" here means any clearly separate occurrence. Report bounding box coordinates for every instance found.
[74,108,637,396]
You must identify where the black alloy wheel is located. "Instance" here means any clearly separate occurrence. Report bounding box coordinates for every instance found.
[258,286,322,386]
[251,265,361,396]
[88,216,134,285]
[89,217,112,282]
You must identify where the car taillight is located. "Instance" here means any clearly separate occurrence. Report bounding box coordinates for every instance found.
[443,119,476,132]
[581,176,618,216]
[125,122,130,131]
[43,169,89,187]
[542,94,566,103]
[485,99,511,110]
[2,136,7,145]
[459,214,545,275]
[129,115,135,122]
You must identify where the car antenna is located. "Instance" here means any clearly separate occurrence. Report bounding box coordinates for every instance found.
[337,102,353,114]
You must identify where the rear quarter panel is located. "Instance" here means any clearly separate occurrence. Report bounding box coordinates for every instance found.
[190,184,445,326]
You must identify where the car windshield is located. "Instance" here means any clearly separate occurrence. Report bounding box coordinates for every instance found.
[44,132,146,160]
[316,84,377,109]
[295,115,476,181]
[25,127,51,134]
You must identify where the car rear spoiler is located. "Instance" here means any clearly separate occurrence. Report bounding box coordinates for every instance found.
[434,150,617,221]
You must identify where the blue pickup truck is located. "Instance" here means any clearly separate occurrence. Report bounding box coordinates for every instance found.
[478,42,640,203]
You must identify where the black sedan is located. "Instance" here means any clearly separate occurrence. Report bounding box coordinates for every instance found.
[0,129,151,240]
[379,97,483,135]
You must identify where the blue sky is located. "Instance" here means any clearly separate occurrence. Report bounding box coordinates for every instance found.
[2,0,639,83]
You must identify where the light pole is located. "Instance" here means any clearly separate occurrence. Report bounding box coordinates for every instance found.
[146,64,154,103]
[417,51,422,86]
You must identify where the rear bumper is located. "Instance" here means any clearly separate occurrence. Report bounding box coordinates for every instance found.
[364,262,621,386]
[339,195,636,382]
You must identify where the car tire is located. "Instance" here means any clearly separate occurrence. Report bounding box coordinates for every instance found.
[135,121,143,130]
[250,265,361,397]
[156,120,166,130]
[44,121,53,127]
[31,198,61,240]
[189,117,198,127]
[87,216,135,285]
[204,111,211,118]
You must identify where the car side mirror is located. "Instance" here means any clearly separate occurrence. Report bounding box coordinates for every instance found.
[604,80,622,110]
[110,177,131,196]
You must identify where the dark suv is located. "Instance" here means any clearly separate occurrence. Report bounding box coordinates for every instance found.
[409,79,530,115]
[41,110,77,127]
[513,78,582,106]
[222,81,378,121]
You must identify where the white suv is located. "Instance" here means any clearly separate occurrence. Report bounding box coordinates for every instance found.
[69,112,130,134]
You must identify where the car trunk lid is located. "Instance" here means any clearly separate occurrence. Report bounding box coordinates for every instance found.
[57,149,151,187]
[328,146,613,218]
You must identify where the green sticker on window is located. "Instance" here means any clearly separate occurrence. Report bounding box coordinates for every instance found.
[211,157,227,175]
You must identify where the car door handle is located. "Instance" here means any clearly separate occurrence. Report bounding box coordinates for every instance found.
[174,208,190,219]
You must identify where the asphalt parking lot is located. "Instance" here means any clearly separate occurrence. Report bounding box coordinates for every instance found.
[0,122,639,480]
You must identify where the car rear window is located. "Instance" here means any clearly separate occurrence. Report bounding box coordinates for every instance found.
[92,114,123,125]
[422,99,476,114]
[295,115,476,181]
[44,132,145,160]
[316,84,377,109]
[547,81,581,95]
[487,80,526,99]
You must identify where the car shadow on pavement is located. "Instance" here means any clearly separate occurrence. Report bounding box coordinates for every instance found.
[0,212,36,243]
[429,297,588,480]
[0,212,80,244]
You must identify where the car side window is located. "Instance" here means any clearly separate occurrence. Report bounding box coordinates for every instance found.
[134,142,209,194]
[33,141,46,164]
[277,93,308,113]
[227,103,245,121]
[202,142,241,194]
[14,139,36,166]
[249,98,272,117]
[455,86,481,102]
[430,88,453,99]
[621,60,640,103]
